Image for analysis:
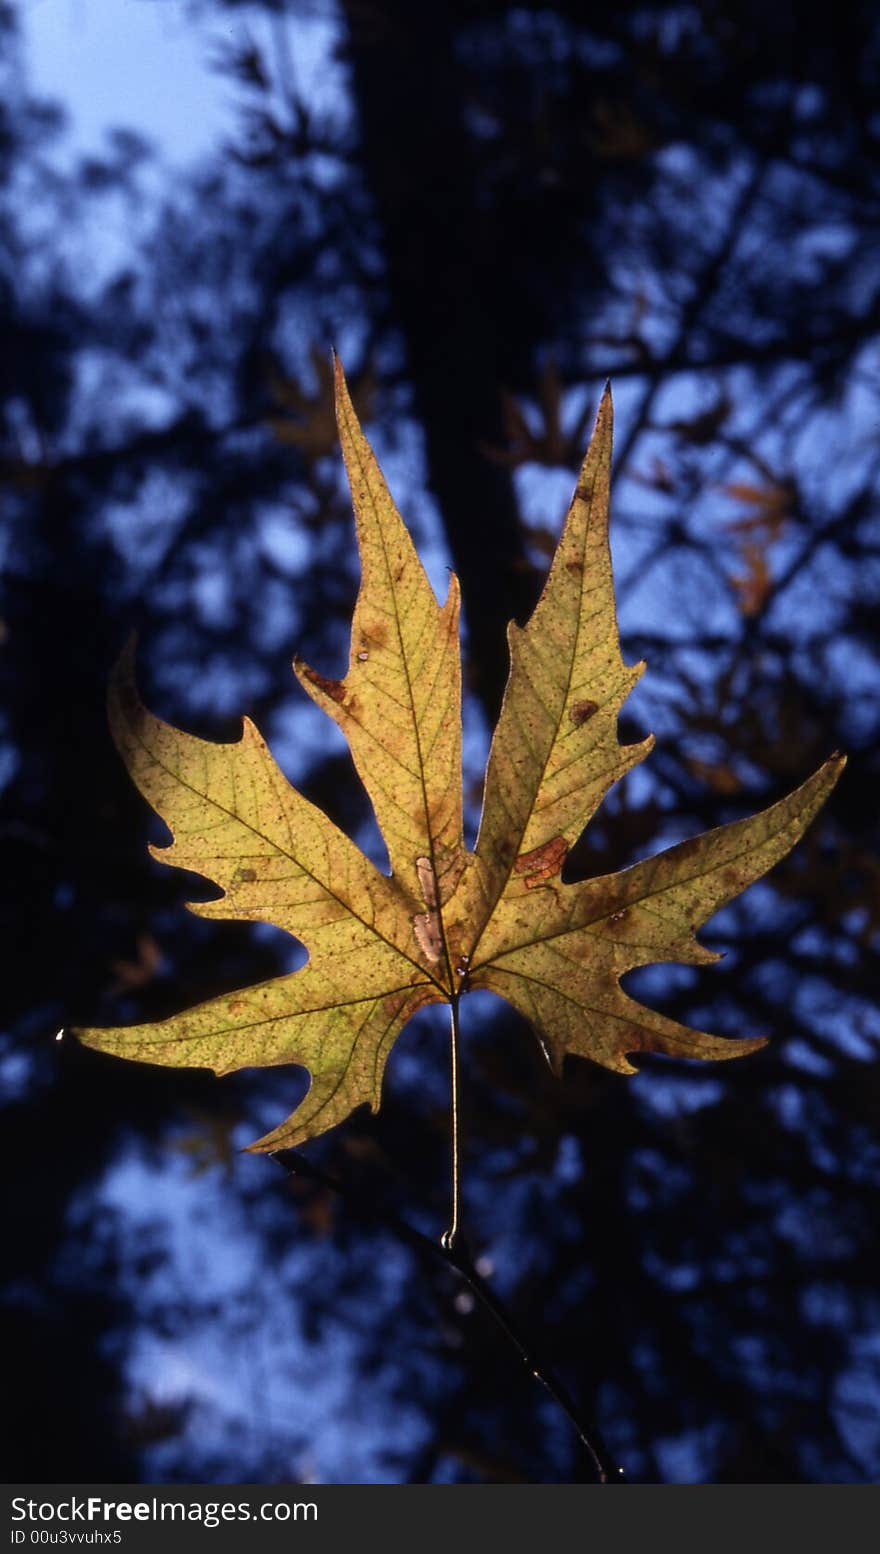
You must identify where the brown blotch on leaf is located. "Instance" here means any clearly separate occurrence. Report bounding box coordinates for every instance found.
[300,665,346,704]
[570,698,599,727]
[227,999,246,1015]
[608,908,629,925]
[565,558,583,576]
[237,867,256,883]
[361,621,388,649]
[514,833,568,888]
[415,856,438,910]
[413,860,443,961]
[413,910,443,964]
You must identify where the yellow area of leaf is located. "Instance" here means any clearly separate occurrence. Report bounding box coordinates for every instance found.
[81,637,443,1147]
[456,385,653,936]
[77,368,845,1148]
[468,757,842,1074]
[295,359,465,923]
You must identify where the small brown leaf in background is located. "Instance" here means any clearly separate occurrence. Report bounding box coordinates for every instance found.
[267,342,376,462]
[108,932,163,996]
[723,478,794,616]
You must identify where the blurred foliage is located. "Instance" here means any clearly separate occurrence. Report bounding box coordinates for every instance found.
[1,0,878,1483]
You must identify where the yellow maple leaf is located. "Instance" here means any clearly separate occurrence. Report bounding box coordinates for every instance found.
[77,363,844,1151]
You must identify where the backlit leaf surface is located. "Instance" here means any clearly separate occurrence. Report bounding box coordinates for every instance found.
[78,364,843,1148]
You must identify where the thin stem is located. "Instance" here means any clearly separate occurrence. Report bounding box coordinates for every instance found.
[270,1146,625,1484]
[444,1246,623,1485]
[441,995,463,1252]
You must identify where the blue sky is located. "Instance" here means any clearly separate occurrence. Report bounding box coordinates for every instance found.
[24,0,229,159]
[23,0,343,165]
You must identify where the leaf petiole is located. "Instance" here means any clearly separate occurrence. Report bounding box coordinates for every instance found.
[441,995,463,1252]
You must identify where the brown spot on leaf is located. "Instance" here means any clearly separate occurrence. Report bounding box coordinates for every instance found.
[570,698,598,727]
[362,621,388,649]
[413,910,443,964]
[413,852,444,959]
[237,867,256,883]
[227,999,246,1015]
[415,856,438,910]
[514,834,568,888]
[565,558,583,576]
[300,666,346,703]
[608,908,629,925]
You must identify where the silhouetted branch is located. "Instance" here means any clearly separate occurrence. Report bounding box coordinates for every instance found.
[269,1145,625,1484]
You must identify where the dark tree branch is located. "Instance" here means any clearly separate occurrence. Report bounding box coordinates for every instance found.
[269,1145,625,1485]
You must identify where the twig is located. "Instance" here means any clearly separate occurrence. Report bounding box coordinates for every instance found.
[269,1145,625,1484]
[441,996,463,1252]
